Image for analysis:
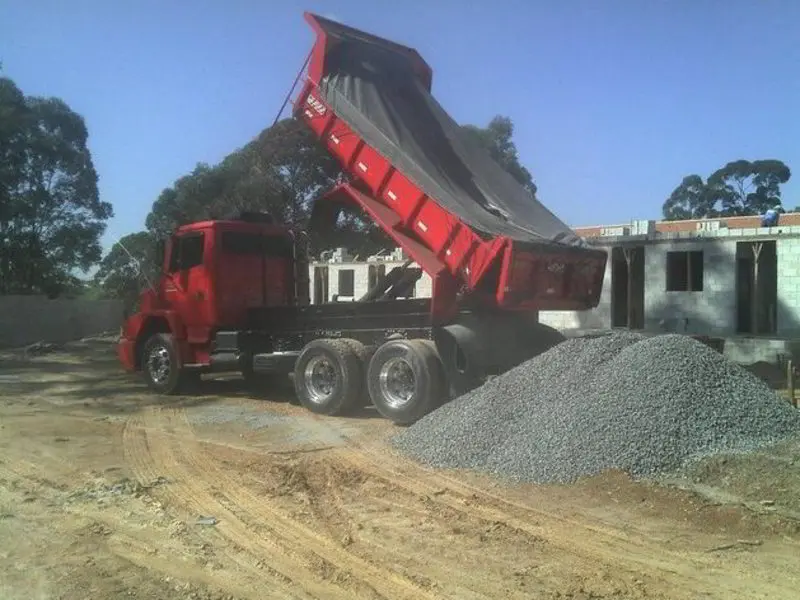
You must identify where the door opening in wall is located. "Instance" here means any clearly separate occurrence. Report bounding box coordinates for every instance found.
[313,266,329,304]
[611,246,645,329]
[736,241,777,335]
[337,268,355,298]
[368,263,386,291]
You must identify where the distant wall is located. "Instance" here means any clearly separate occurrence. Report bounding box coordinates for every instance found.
[0,295,124,348]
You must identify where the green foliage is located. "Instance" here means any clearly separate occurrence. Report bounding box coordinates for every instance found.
[143,114,535,248]
[0,76,113,297]
[93,231,159,308]
[103,113,536,303]
[663,160,791,221]
[461,116,537,198]
[145,119,342,237]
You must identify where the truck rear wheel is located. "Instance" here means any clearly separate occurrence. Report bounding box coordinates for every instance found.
[367,339,445,425]
[293,339,363,416]
[141,333,196,395]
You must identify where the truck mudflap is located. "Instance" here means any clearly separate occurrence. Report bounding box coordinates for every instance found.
[433,312,566,398]
[118,338,137,372]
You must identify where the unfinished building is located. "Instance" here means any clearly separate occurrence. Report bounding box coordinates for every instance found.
[308,213,800,363]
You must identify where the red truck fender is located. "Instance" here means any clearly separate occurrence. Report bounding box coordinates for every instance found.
[119,309,188,372]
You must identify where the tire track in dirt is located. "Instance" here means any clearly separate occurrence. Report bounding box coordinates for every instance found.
[167,407,446,600]
[132,400,800,599]
[337,439,797,600]
[123,413,348,600]
[0,433,271,600]
[255,404,792,599]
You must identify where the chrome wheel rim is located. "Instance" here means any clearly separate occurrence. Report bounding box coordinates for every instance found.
[304,355,337,404]
[379,357,415,409]
[147,346,171,385]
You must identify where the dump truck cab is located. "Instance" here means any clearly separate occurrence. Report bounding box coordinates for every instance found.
[118,213,307,378]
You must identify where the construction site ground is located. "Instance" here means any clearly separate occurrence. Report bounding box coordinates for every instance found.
[1,338,799,600]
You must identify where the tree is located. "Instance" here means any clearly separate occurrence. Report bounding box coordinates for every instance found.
[0,76,113,296]
[708,160,791,217]
[460,115,538,198]
[662,175,716,220]
[93,231,159,309]
[143,118,389,258]
[141,114,536,261]
[662,159,791,221]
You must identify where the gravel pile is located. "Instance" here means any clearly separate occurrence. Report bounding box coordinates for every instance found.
[392,332,800,483]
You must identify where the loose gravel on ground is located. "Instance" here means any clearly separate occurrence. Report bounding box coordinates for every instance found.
[187,404,294,429]
[392,332,800,484]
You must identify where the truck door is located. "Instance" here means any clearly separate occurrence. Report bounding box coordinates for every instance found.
[165,231,211,343]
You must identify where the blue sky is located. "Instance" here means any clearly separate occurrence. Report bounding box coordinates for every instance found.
[2,0,799,252]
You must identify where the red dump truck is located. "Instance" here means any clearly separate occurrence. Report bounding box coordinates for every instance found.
[118,13,608,425]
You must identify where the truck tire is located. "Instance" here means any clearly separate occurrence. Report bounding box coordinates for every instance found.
[141,333,195,395]
[293,339,363,416]
[367,339,445,425]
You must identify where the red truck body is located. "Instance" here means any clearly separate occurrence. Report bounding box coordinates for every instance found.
[297,13,606,323]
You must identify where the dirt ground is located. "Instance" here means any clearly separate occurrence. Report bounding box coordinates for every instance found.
[1,339,799,600]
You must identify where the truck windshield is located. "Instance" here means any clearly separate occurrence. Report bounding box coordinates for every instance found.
[220,231,293,258]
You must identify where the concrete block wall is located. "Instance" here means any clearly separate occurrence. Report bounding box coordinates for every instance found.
[776,238,800,337]
[328,263,370,300]
[539,239,740,335]
[643,240,737,335]
[0,295,125,348]
[308,260,432,303]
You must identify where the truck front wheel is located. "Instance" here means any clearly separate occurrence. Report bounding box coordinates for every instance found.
[293,339,363,416]
[367,339,445,425]
[141,333,196,395]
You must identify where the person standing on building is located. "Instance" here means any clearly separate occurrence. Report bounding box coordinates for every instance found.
[761,205,782,227]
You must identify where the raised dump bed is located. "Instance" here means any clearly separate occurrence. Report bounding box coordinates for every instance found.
[294,13,607,318]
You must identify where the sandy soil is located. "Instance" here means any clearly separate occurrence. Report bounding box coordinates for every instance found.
[1,338,799,600]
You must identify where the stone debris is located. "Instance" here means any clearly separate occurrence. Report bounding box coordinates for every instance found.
[393,332,800,484]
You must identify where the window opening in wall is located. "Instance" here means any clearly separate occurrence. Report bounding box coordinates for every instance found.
[611,246,645,329]
[338,268,355,297]
[665,250,703,292]
[736,241,777,335]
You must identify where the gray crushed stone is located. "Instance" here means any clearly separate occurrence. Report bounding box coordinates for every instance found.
[392,332,800,484]
[186,404,294,429]
[186,404,359,447]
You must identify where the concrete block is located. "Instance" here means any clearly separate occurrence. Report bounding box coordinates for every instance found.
[727,228,743,237]
[757,227,772,236]
[740,228,758,236]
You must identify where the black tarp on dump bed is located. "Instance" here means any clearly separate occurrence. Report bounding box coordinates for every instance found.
[317,33,586,247]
